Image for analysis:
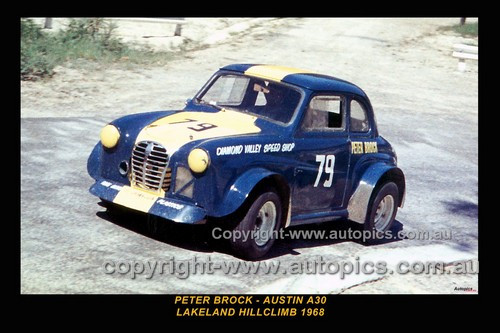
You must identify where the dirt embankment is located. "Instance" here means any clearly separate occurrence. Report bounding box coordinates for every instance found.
[21,18,477,120]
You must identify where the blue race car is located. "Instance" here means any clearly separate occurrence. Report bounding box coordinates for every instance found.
[88,64,406,259]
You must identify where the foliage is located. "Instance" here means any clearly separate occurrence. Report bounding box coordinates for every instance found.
[21,18,176,80]
[453,22,478,37]
[439,21,478,38]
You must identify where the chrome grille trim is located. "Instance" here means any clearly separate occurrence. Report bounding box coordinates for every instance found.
[130,141,171,192]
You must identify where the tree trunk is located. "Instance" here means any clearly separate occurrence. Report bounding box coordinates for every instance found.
[174,23,182,36]
[44,18,53,29]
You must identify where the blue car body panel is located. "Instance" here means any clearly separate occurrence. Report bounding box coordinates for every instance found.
[87,64,405,226]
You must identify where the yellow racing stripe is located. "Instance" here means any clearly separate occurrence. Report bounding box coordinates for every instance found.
[244,65,315,82]
[130,109,261,194]
[135,110,261,153]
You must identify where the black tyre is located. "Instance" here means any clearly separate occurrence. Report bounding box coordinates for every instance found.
[230,190,282,260]
[363,182,399,244]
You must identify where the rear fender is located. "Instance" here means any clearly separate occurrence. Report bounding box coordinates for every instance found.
[347,163,405,224]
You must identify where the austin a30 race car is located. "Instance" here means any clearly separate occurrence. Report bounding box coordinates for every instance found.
[88,64,406,259]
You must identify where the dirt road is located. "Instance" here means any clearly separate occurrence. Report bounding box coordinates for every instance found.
[21,18,478,293]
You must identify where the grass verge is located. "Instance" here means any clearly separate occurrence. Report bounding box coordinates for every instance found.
[439,21,478,38]
[21,18,181,81]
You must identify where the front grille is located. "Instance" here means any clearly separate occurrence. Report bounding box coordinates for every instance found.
[131,141,171,192]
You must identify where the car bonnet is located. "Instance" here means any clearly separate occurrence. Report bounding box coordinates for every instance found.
[135,109,262,154]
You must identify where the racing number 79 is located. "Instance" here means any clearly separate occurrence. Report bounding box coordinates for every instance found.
[314,154,335,187]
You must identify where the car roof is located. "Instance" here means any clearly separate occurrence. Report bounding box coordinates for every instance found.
[220,64,368,97]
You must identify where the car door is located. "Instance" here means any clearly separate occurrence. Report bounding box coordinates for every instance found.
[291,94,350,216]
[347,96,377,172]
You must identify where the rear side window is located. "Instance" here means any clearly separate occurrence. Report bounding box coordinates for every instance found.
[301,95,345,131]
[350,99,370,132]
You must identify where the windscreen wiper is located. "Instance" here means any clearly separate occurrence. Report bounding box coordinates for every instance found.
[194,97,223,110]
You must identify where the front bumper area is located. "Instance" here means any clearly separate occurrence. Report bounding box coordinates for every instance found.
[89,179,207,224]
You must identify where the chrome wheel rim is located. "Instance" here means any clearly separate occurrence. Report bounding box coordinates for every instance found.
[374,195,395,232]
[254,201,277,246]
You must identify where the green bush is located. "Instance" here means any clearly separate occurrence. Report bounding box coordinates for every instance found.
[57,18,127,56]
[439,21,478,38]
[453,22,478,37]
[20,18,140,80]
[21,19,56,80]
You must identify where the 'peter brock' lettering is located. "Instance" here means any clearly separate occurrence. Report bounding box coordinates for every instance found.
[351,141,378,154]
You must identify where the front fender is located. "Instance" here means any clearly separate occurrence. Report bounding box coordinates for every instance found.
[86,110,177,183]
[212,167,277,217]
[347,163,405,224]
[87,143,102,180]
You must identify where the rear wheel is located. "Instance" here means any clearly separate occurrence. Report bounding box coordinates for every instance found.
[363,182,399,244]
[230,190,282,260]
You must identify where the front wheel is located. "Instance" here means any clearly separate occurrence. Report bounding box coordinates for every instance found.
[363,182,399,244]
[230,191,282,260]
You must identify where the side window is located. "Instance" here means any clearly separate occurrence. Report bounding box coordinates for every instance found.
[350,99,370,132]
[254,83,268,106]
[301,95,344,132]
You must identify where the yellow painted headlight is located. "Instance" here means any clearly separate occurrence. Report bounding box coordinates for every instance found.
[100,124,120,149]
[188,148,210,173]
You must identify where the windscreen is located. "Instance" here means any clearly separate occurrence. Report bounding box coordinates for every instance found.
[197,74,302,124]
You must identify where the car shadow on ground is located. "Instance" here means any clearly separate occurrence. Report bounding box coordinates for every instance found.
[265,219,404,260]
[96,206,216,254]
[96,203,405,260]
